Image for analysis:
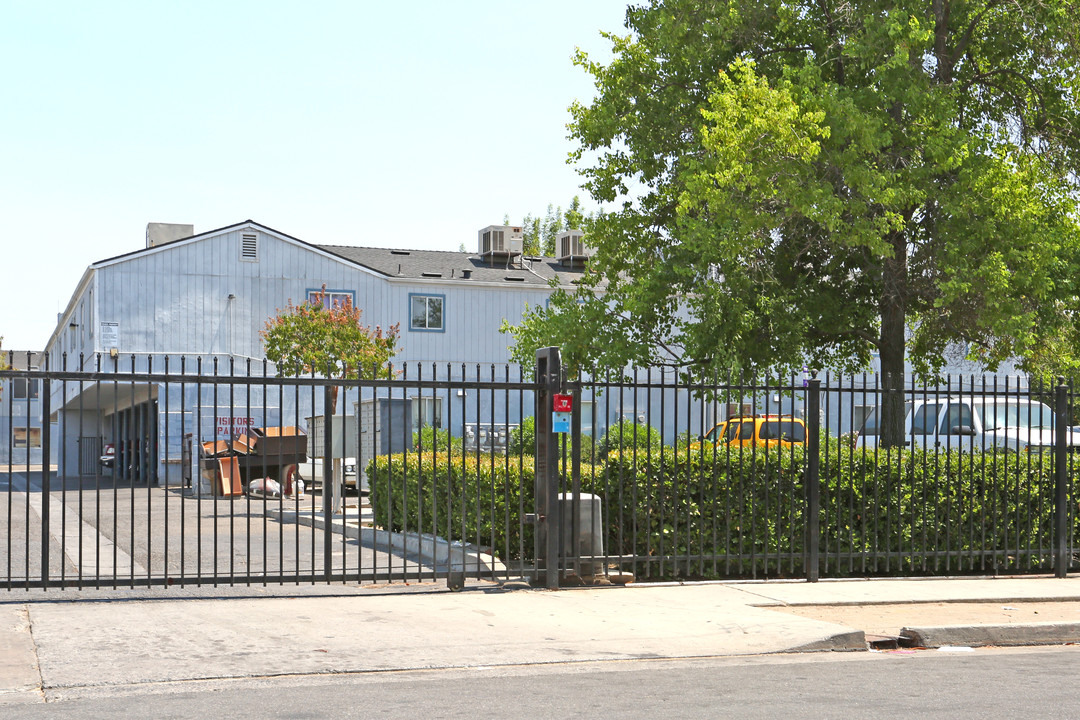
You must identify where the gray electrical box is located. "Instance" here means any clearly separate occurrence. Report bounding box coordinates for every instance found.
[305,415,357,458]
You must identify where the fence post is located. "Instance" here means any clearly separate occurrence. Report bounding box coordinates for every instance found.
[40,374,51,588]
[805,377,821,583]
[322,382,334,583]
[1054,378,1069,578]
[570,384,582,579]
[534,347,562,589]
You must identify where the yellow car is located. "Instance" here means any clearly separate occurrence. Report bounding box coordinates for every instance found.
[703,415,807,448]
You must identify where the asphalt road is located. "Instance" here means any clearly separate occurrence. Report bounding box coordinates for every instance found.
[6,646,1079,719]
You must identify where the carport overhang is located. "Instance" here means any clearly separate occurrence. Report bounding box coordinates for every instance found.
[50,382,159,422]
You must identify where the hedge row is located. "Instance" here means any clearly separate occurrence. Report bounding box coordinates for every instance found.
[367,442,1075,580]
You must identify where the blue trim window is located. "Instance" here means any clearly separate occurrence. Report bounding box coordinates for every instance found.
[13,378,39,400]
[306,288,356,310]
[410,293,445,332]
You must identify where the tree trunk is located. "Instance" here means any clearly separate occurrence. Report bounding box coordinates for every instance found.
[879,234,908,448]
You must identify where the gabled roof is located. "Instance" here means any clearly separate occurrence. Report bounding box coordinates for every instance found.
[44,220,598,352]
[88,220,592,287]
[315,245,590,286]
[90,220,314,268]
[4,351,42,371]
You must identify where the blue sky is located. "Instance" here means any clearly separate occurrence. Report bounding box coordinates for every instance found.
[0,1,629,350]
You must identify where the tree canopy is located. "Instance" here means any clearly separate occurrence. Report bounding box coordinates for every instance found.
[504,0,1080,441]
[515,196,592,255]
[262,290,399,411]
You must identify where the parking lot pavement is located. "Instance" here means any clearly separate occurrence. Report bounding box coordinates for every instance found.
[0,474,425,589]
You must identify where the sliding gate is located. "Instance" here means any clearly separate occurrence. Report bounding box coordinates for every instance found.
[0,356,540,590]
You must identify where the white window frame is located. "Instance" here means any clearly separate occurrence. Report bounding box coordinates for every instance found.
[410,396,443,433]
[306,289,356,310]
[409,293,445,332]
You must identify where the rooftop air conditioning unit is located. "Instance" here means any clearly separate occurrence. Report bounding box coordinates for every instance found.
[556,229,592,265]
[478,225,524,257]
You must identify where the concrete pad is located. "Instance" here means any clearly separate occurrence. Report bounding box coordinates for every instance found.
[25,584,861,691]
[0,605,42,704]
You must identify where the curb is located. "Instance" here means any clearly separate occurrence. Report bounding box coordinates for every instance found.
[787,630,868,653]
[265,507,506,574]
[900,622,1080,648]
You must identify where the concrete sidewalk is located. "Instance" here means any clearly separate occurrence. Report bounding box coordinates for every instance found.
[3,576,1080,704]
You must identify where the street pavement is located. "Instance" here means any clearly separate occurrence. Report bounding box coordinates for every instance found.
[3,575,1080,705]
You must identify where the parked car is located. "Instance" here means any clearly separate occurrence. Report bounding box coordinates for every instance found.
[702,415,807,448]
[99,443,116,468]
[296,457,358,489]
[855,396,1080,453]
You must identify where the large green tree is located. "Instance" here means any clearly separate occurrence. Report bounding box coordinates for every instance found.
[505,0,1080,444]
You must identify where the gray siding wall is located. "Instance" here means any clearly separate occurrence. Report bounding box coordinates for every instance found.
[83,227,551,367]
[93,228,377,358]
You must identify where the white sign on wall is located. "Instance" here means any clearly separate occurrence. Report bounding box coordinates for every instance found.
[100,322,119,348]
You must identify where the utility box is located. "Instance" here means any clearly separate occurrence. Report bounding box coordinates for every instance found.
[558,492,604,578]
[305,416,357,458]
[356,398,413,482]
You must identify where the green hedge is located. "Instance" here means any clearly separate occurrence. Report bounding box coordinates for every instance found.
[596,442,1068,578]
[368,442,1074,580]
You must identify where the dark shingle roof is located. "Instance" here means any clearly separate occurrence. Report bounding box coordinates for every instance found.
[4,352,42,370]
[316,245,590,287]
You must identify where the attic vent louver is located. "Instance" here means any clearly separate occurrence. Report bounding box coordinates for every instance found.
[240,233,259,262]
[421,272,442,278]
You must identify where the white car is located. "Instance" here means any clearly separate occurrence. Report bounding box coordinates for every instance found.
[297,457,358,488]
[857,396,1080,453]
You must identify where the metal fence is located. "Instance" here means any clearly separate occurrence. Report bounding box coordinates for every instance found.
[0,355,537,590]
[1,351,1077,591]
[545,366,1078,582]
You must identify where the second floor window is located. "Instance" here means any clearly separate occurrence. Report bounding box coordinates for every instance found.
[410,294,444,331]
[307,289,355,310]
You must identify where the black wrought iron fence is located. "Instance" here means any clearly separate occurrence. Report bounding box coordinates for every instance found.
[549,367,1078,582]
[1,350,1077,592]
[0,354,537,590]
